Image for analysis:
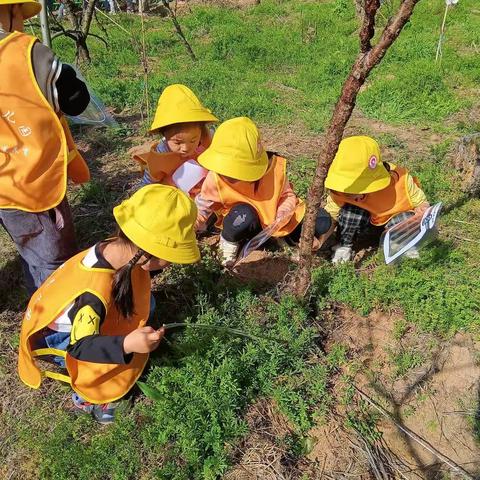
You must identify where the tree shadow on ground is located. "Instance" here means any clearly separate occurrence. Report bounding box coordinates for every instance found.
[68,123,142,249]
[0,256,28,313]
[366,333,480,479]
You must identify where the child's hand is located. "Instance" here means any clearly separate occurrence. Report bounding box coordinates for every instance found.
[123,326,165,354]
[414,202,430,218]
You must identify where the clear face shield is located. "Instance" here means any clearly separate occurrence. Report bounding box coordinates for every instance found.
[66,65,118,127]
[381,202,443,264]
[236,210,294,264]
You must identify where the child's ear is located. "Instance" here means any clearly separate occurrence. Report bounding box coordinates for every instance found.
[200,125,212,148]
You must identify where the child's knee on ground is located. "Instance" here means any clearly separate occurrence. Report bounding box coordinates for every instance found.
[222,203,261,242]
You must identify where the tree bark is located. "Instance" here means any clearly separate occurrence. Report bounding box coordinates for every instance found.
[293,0,422,297]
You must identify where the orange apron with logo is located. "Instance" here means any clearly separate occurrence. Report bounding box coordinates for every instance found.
[330,167,414,225]
[18,249,151,404]
[0,32,90,212]
[214,155,305,237]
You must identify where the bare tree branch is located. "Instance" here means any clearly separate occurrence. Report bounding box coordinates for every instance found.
[293,0,422,297]
[161,0,197,61]
[87,32,108,47]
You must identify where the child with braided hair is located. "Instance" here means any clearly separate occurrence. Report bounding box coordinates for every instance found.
[18,185,200,424]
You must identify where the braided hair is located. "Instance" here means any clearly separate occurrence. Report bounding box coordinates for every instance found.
[111,231,147,318]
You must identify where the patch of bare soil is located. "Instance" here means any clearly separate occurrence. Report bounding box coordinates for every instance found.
[233,250,294,285]
[323,308,480,479]
[260,110,448,162]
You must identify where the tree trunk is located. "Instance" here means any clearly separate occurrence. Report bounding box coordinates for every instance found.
[76,37,91,64]
[293,0,422,297]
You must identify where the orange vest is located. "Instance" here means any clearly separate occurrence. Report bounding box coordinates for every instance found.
[132,128,213,197]
[330,167,414,226]
[214,155,306,237]
[0,32,90,213]
[133,147,186,187]
[18,248,151,404]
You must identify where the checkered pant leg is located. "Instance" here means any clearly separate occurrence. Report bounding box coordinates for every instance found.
[338,205,371,247]
[386,211,414,229]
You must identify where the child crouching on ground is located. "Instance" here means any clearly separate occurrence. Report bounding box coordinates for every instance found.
[131,84,218,197]
[18,185,200,424]
[194,117,332,266]
[324,136,429,264]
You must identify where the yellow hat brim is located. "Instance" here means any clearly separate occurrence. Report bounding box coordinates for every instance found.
[198,148,268,182]
[22,1,41,19]
[149,111,219,133]
[113,206,200,264]
[325,169,391,194]
[0,0,41,18]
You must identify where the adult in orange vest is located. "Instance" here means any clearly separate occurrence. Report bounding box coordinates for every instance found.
[195,117,332,266]
[324,136,430,264]
[130,84,218,197]
[18,185,200,424]
[0,0,91,294]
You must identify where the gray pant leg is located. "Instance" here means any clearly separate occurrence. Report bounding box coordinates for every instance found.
[0,197,78,295]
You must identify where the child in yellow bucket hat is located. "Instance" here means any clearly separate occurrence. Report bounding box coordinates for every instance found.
[130,84,218,197]
[324,136,430,263]
[18,185,200,424]
[195,117,332,266]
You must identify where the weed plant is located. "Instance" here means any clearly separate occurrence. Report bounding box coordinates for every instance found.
[22,265,335,479]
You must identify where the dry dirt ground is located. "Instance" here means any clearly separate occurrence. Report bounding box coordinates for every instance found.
[320,308,480,479]
[223,309,480,480]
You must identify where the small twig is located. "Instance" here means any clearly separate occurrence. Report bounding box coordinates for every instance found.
[161,0,197,61]
[87,32,109,47]
[94,6,132,36]
[137,7,150,124]
[454,235,480,244]
[435,3,450,63]
[352,384,476,480]
[452,219,480,226]
[162,322,287,344]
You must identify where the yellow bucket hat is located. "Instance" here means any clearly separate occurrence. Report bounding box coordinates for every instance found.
[149,84,218,133]
[198,117,268,182]
[0,0,41,19]
[325,136,390,194]
[113,185,200,264]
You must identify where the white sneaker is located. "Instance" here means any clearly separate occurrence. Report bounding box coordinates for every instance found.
[332,245,353,264]
[218,236,240,267]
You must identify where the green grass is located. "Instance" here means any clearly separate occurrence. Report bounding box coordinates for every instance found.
[13,271,334,480]
[39,0,480,132]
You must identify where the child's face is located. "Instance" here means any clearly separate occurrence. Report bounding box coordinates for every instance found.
[164,124,202,159]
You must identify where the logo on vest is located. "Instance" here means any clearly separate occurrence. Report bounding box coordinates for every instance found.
[18,126,32,137]
[368,155,378,169]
